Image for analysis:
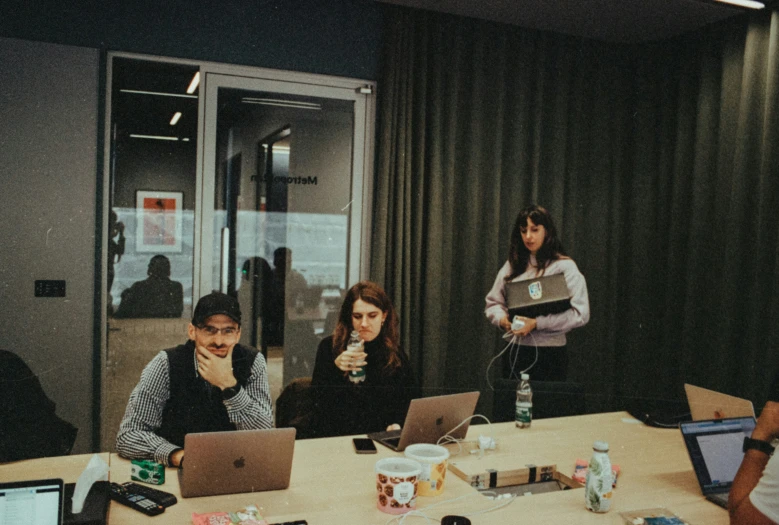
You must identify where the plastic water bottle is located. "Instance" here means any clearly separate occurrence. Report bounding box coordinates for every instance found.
[585,441,613,512]
[347,330,366,384]
[515,373,532,428]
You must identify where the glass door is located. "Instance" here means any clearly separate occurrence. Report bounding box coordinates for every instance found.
[103,56,374,450]
[199,72,373,402]
[102,57,201,451]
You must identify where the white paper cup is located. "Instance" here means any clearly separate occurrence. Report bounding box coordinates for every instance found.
[375,457,421,514]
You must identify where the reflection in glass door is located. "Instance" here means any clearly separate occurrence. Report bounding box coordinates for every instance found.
[102,57,200,451]
[201,73,372,403]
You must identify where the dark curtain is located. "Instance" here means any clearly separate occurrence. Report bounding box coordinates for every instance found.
[372,6,779,416]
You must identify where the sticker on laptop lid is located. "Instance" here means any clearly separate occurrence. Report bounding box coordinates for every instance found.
[528,281,543,300]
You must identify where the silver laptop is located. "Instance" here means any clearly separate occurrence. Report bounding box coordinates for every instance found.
[178,428,296,498]
[505,273,571,319]
[368,391,480,452]
[0,478,65,524]
[679,416,756,509]
[684,383,756,421]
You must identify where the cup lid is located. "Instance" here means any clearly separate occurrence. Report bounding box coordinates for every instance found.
[593,440,609,452]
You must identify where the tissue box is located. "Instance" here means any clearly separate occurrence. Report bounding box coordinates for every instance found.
[64,481,110,525]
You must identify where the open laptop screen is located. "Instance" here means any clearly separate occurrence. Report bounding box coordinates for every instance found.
[0,478,64,525]
[680,417,755,494]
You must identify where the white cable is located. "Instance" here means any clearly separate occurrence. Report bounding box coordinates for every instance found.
[519,332,539,375]
[384,491,518,524]
[436,414,494,457]
[486,329,543,389]
[485,334,518,391]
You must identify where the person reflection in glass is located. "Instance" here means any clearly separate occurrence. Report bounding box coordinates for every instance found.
[238,257,280,354]
[273,247,308,310]
[114,255,184,318]
[107,210,125,314]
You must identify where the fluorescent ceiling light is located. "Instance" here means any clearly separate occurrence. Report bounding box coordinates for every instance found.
[242,97,322,110]
[187,72,200,94]
[261,144,291,153]
[170,112,182,125]
[129,134,180,141]
[715,0,764,7]
[120,89,197,99]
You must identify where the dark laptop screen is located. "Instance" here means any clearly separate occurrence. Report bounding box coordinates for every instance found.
[680,417,755,494]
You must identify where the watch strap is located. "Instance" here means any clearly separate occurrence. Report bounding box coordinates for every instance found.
[222,384,241,400]
[743,436,775,456]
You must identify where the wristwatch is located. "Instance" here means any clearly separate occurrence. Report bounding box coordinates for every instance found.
[743,436,775,456]
[222,384,242,400]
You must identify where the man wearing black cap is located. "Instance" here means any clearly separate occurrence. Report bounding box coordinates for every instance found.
[116,292,273,467]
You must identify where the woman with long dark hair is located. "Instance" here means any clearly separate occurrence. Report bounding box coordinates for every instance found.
[485,205,590,381]
[310,281,415,437]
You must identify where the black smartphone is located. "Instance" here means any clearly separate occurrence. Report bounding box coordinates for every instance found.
[352,437,377,454]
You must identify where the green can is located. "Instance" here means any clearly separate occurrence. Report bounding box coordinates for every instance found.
[130,459,165,485]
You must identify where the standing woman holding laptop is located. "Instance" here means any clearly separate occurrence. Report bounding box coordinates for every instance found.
[485,204,590,381]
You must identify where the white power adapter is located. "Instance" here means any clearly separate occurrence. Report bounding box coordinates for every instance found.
[478,435,496,451]
[511,316,525,331]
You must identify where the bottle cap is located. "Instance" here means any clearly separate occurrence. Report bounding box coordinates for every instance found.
[520,373,529,380]
[593,440,609,452]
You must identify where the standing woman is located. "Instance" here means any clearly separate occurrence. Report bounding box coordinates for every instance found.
[485,205,590,381]
[310,281,415,438]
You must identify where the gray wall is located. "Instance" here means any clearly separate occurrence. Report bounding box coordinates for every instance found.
[0,36,99,453]
[0,0,383,80]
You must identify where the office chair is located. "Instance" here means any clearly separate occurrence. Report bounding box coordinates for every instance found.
[275,377,315,438]
[0,350,78,461]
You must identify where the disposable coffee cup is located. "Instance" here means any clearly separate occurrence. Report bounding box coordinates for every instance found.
[375,457,422,514]
[404,444,450,496]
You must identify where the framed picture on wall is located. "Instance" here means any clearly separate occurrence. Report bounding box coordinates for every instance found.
[135,190,183,253]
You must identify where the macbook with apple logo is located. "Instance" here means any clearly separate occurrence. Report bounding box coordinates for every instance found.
[178,427,296,498]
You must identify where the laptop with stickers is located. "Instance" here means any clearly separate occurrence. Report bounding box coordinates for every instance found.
[505,273,571,319]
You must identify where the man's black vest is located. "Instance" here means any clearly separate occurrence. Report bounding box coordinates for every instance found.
[158,340,258,448]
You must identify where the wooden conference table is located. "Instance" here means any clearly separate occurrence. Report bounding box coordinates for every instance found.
[0,412,730,524]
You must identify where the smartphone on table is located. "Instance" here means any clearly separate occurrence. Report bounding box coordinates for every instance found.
[353,437,377,454]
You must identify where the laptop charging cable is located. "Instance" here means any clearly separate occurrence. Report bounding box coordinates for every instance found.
[437,415,497,457]
[486,327,539,391]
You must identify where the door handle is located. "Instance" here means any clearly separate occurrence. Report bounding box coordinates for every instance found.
[220,226,230,293]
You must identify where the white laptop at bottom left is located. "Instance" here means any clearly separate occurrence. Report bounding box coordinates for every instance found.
[0,478,64,525]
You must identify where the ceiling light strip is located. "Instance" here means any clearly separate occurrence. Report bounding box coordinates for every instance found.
[186,72,200,94]
[242,97,321,108]
[120,89,197,99]
[129,134,180,141]
[715,0,764,8]
[242,100,322,110]
[170,112,182,125]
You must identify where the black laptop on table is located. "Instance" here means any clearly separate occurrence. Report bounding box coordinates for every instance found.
[679,416,756,509]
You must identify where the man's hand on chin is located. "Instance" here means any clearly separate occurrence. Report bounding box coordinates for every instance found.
[196,345,238,390]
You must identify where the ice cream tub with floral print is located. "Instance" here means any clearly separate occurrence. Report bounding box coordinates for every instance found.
[375,457,421,514]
